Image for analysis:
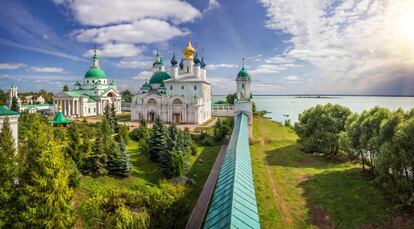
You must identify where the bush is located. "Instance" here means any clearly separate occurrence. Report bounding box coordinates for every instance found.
[201,137,215,146]
[294,103,351,156]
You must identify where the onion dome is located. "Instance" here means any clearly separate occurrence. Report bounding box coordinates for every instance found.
[170,53,178,66]
[237,58,250,79]
[149,71,171,84]
[153,50,164,67]
[179,58,184,69]
[193,52,201,65]
[182,34,196,60]
[74,81,81,86]
[85,47,107,79]
[201,57,206,69]
[141,81,151,90]
[10,82,17,89]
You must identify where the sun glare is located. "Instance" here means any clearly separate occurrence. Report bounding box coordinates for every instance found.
[393,3,414,42]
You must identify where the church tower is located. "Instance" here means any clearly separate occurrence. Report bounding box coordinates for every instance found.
[182,34,196,74]
[9,82,18,100]
[234,58,253,138]
[236,58,251,101]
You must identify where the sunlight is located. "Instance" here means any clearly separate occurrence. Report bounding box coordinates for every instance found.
[393,2,414,42]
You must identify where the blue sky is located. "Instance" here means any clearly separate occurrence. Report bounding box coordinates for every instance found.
[1,0,414,95]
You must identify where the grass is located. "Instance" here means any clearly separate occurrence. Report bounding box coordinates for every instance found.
[75,137,222,228]
[115,112,131,122]
[250,117,396,229]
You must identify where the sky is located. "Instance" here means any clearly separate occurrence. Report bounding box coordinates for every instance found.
[1,0,414,95]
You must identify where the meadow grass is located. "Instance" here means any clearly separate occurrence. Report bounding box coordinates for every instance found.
[251,117,395,229]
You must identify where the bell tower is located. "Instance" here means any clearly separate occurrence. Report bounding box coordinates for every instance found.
[234,58,253,138]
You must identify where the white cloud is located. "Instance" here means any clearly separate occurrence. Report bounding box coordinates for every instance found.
[207,64,239,70]
[132,71,152,80]
[203,0,220,14]
[83,43,145,58]
[117,59,154,69]
[29,66,65,73]
[284,75,302,81]
[0,63,25,70]
[250,63,301,75]
[73,19,188,44]
[53,0,200,26]
[259,0,414,94]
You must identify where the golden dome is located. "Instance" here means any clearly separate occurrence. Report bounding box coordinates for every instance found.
[58,105,63,111]
[182,34,196,60]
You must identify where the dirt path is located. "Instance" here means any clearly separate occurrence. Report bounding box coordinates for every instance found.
[264,162,294,223]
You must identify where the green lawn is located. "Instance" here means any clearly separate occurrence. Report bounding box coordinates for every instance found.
[251,117,396,229]
[115,112,131,122]
[75,138,222,228]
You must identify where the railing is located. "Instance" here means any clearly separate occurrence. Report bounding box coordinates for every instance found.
[203,113,260,228]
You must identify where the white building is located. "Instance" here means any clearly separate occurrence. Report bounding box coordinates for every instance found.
[131,36,211,124]
[54,48,122,117]
[234,61,253,138]
[6,82,21,108]
[0,106,20,150]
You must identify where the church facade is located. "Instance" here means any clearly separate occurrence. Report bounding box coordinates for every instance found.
[53,49,122,117]
[131,37,211,124]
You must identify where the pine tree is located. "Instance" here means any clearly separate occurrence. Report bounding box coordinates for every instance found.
[111,102,119,132]
[147,116,168,163]
[87,132,108,176]
[167,151,185,178]
[10,96,19,112]
[18,118,74,228]
[138,115,149,154]
[63,84,69,91]
[107,137,131,177]
[67,124,83,168]
[0,118,17,227]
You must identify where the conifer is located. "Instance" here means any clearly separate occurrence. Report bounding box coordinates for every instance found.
[147,116,167,163]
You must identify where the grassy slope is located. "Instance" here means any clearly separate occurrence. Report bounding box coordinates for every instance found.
[251,117,394,229]
[75,139,221,228]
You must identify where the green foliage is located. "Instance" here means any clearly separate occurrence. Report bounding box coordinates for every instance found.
[116,124,129,144]
[213,118,230,141]
[252,101,257,114]
[0,118,17,227]
[10,96,19,112]
[107,138,132,177]
[104,103,119,133]
[67,124,83,167]
[166,151,185,177]
[284,119,293,129]
[294,103,351,156]
[147,116,167,163]
[63,84,69,91]
[0,89,6,105]
[225,93,237,104]
[121,90,133,103]
[18,118,74,228]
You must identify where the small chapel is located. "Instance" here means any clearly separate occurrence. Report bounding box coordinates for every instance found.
[131,36,212,124]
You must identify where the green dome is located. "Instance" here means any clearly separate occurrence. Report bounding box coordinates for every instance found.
[149,71,171,84]
[85,67,107,79]
[141,82,151,90]
[237,67,250,79]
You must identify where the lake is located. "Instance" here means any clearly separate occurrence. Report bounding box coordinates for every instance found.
[212,95,414,123]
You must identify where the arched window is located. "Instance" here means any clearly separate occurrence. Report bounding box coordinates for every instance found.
[181,85,184,90]
[147,98,157,105]
[242,83,245,89]
[170,85,173,90]
[172,98,183,105]
[194,85,197,90]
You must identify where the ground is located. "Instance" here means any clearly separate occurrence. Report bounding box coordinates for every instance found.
[74,137,221,228]
[250,117,412,229]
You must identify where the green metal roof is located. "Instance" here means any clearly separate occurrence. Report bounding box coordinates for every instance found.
[149,71,171,84]
[0,106,19,116]
[64,91,83,97]
[49,111,71,125]
[84,67,107,79]
[204,113,260,229]
[237,67,250,79]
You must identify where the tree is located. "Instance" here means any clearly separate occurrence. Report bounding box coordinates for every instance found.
[166,151,185,178]
[225,93,237,104]
[66,124,83,168]
[121,90,133,103]
[147,116,168,163]
[116,125,129,144]
[252,101,257,114]
[10,96,19,112]
[0,118,17,227]
[63,84,69,91]
[111,102,119,132]
[294,103,351,156]
[107,137,132,177]
[18,118,74,228]
[84,131,108,176]
[0,89,6,105]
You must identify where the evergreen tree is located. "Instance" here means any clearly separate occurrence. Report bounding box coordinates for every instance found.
[10,96,19,112]
[166,151,185,178]
[18,119,74,228]
[107,137,132,177]
[147,116,168,163]
[111,102,119,132]
[63,84,69,91]
[138,115,149,154]
[0,118,17,227]
[86,131,108,176]
[67,124,83,168]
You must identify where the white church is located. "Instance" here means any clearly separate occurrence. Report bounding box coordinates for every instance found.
[131,36,211,124]
[54,49,122,117]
